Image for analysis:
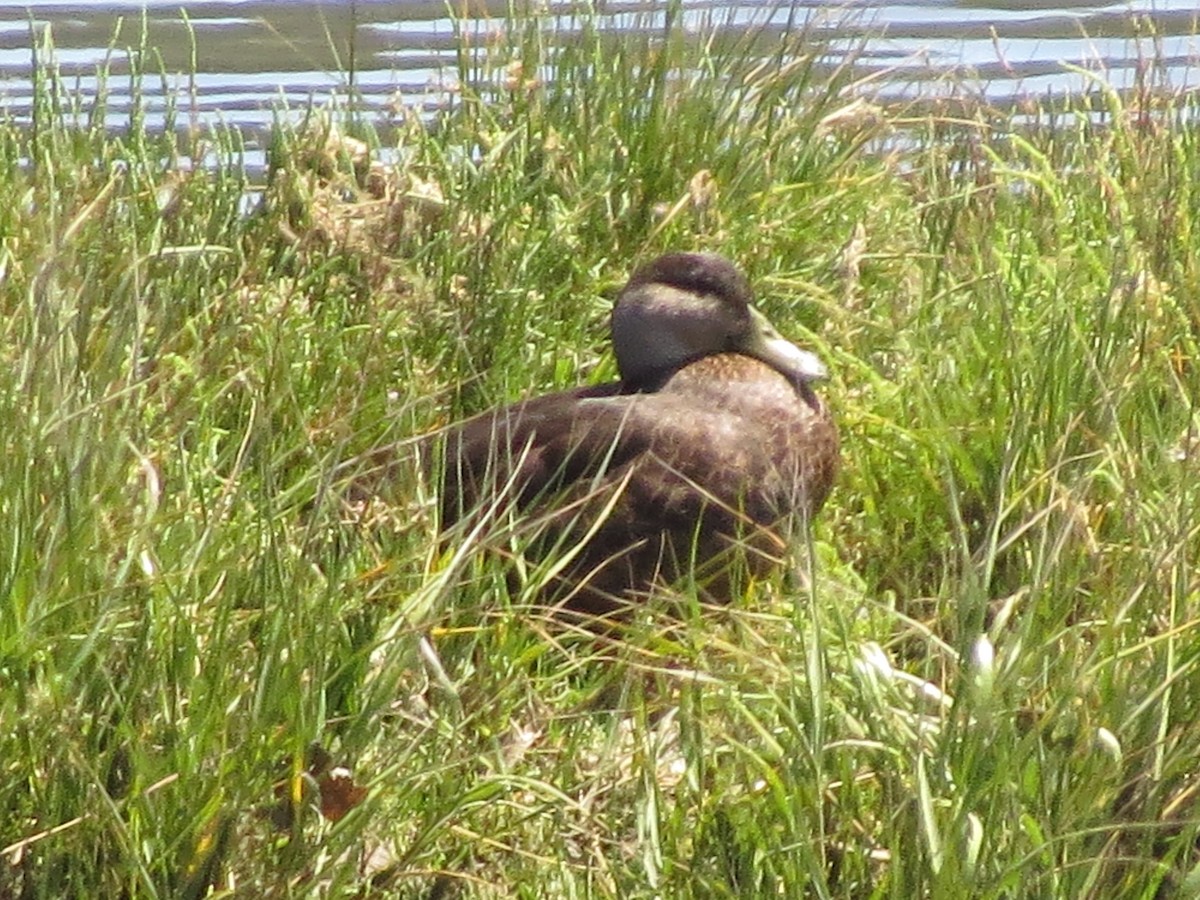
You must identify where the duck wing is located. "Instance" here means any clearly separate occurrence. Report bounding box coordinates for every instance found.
[437,363,835,613]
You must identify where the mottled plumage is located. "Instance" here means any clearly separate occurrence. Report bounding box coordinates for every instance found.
[434,252,838,619]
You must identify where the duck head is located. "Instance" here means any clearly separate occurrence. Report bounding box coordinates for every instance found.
[611,251,827,390]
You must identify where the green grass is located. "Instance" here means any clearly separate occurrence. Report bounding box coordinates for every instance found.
[2,8,1200,898]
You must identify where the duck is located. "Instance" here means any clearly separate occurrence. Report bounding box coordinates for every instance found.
[433,251,839,620]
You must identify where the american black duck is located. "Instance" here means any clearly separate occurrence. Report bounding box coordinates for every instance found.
[435,251,838,620]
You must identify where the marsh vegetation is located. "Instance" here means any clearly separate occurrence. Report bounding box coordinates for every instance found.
[1,11,1199,898]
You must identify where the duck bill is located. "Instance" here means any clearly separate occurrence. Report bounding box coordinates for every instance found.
[743,306,828,385]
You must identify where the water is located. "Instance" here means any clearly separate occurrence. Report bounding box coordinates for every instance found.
[0,0,1195,142]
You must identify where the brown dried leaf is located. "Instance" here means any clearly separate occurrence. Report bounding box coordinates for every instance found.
[317,767,368,822]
